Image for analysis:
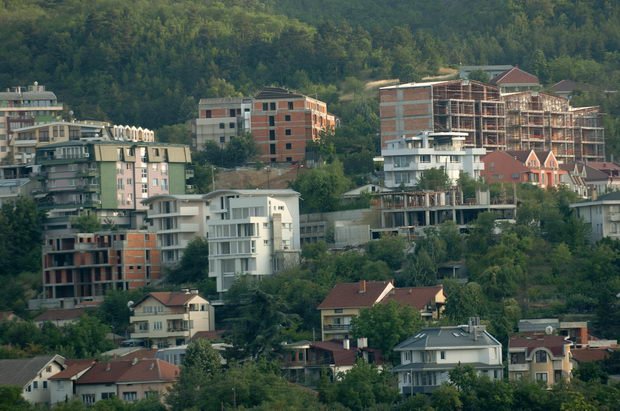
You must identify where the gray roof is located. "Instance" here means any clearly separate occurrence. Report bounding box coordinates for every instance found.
[0,91,57,101]
[518,318,559,333]
[0,355,64,386]
[392,362,503,372]
[596,191,620,202]
[394,326,501,351]
[203,189,300,199]
[255,87,304,100]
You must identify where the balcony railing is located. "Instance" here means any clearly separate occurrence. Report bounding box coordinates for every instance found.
[323,324,352,331]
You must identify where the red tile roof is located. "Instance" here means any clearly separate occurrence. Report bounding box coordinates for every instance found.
[510,334,570,357]
[491,67,540,85]
[77,359,179,385]
[49,359,95,380]
[572,348,614,363]
[382,286,443,310]
[191,330,225,342]
[110,348,157,361]
[34,308,87,323]
[137,292,199,307]
[586,162,620,172]
[310,341,384,367]
[317,281,393,309]
[506,150,536,164]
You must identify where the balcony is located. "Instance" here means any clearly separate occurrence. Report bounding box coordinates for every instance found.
[323,324,352,332]
[509,363,529,372]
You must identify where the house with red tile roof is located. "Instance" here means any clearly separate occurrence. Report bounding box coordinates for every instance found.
[508,333,572,386]
[281,338,384,385]
[49,359,95,405]
[491,67,541,93]
[73,358,179,405]
[129,291,215,348]
[34,308,89,328]
[0,355,66,406]
[481,150,565,188]
[317,281,445,341]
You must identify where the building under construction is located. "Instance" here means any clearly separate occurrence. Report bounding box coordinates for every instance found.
[380,80,506,150]
[503,91,605,162]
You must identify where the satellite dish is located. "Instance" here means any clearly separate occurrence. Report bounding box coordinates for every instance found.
[545,325,554,335]
[127,301,135,311]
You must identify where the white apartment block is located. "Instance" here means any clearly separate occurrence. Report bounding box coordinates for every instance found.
[382,131,486,189]
[570,191,620,242]
[205,189,300,293]
[193,97,252,151]
[143,194,209,266]
[393,321,503,395]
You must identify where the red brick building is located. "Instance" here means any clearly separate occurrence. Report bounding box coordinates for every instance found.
[481,150,566,188]
[43,231,161,302]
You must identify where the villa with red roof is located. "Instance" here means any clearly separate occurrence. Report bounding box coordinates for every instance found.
[317,280,445,341]
[508,333,572,387]
[491,66,541,93]
[129,290,215,348]
[481,149,565,188]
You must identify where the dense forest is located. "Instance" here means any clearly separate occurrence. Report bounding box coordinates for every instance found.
[1,0,620,157]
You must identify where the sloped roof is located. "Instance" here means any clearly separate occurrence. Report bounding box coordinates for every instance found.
[309,341,384,367]
[551,80,578,93]
[595,191,620,202]
[317,281,393,309]
[77,359,179,385]
[255,87,304,100]
[394,326,501,351]
[49,359,95,380]
[491,67,540,85]
[482,151,530,174]
[0,355,64,386]
[381,286,443,310]
[135,292,200,308]
[572,348,614,363]
[34,308,87,323]
[582,165,609,181]
[509,333,570,357]
[586,162,620,172]
[506,150,536,164]
[191,330,225,342]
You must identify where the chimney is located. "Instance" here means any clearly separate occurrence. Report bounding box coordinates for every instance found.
[149,362,155,371]
[132,358,139,366]
[343,338,350,350]
[105,363,111,372]
[190,289,199,294]
[359,280,367,294]
[357,337,368,349]
[591,186,598,201]
[181,288,190,294]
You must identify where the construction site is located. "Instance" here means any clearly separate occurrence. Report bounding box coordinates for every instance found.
[503,92,605,162]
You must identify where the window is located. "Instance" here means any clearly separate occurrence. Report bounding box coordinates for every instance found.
[270,102,276,110]
[285,143,292,150]
[229,122,235,129]
[270,144,276,155]
[285,114,291,121]
[262,103,268,111]
[285,129,291,136]
[269,130,276,141]
[142,184,148,194]
[152,178,159,187]
[205,110,212,118]
[535,372,548,383]
[288,101,294,109]
[219,123,225,129]
[535,350,548,363]
[286,157,292,162]
[269,116,275,126]
[220,136,225,143]
[43,381,47,389]
[117,179,124,189]
[229,109,236,117]
[33,381,38,389]
[141,168,147,179]
[153,321,163,330]
[101,393,115,400]
[123,392,138,402]
[82,394,96,405]
[440,351,446,360]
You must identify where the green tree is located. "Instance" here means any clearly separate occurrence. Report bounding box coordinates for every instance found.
[71,213,102,233]
[351,301,423,362]
[291,161,351,213]
[365,235,406,270]
[166,237,210,284]
[417,168,451,191]
[467,70,491,83]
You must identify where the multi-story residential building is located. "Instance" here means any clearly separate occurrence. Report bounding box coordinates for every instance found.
[193,88,336,164]
[193,97,252,151]
[481,150,566,189]
[205,189,301,294]
[40,231,161,306]
[490,66,541,93]
[570,191,620,242]
[503,91,605,162]
[129,291,215,348]
[393,320,503,394]
[143,194,209,266]
[382,131,485,188]
[35,141,192,231]
[252,87,336,163]
[317,281,446,341]
[0,82,64,164]
[0,355,66,406]
[508,333,572,386]
[69,358,179,405]
[380,80,506,150]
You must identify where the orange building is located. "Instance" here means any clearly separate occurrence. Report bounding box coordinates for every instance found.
[252,87,336,163]
[43,230,161,302]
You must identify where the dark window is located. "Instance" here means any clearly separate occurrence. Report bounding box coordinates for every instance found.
[285,129,292,136]
[286,157,292,162]
[270,144,276,155]
[219,123,225,129]
[269,130,276,141]
[229,109,236,117]
[219,136,225,143]
[535,350,548,363]
[229,122,235,129]
[262,103,268,111]
[270,102,276,110]
[285,115,291,121]
[286,143,292,149]
[269,116,275,126]
[205,110,212,118]
[288,101,294,109]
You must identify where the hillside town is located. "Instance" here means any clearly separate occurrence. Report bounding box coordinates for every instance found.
[0,60,619,410]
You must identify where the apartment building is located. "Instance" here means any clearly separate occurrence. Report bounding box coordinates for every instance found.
[129,291,215,348]
[193,97,252,151]
[36,141,192,231]
[143,194,208,266]
[382,131,485,188]
[380,80,506,150]
[41,231,160,304]
[205,189,301,294]
[503,91,605,162]
[508,333,572,386]
[0,82,64,164]
[393,320,503,394]
[570,191,620,242]
[194,88,336,163]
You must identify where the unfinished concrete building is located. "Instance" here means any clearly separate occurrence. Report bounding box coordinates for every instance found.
[503,92,604,163]
[380,80,506,150]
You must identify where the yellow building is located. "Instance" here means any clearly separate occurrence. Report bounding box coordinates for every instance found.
[508,333,572,386]
[129,291,215,348]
